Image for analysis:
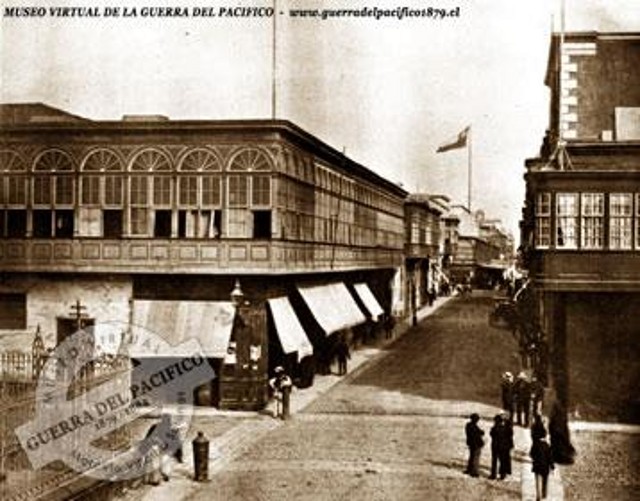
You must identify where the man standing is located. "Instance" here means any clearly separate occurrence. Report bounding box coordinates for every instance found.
[464,413,484,477]
[335,335,351,376]
[501,372,515,421]
[489,413,514,480]
[515,372,531,426]
[269,366,293,419]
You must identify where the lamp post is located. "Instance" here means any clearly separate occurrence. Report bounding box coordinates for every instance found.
[230,279,244,308]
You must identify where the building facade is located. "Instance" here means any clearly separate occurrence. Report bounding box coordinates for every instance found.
[0,103,407,409]
[521,32,640,425]
[444,205,506,288]
[402,194,448,319]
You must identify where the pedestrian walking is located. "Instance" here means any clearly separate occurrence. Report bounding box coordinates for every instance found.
[335,335,351,376]
[500,371,515,421]
[384,313,395,339]
[269,366,293,419]
[531,413,547,441]
[530,434,554,500]
[514,371,531,426]
[464,413,484,477]
[489,414,513,479]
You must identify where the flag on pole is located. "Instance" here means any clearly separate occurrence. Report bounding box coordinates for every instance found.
[436,126,470,153]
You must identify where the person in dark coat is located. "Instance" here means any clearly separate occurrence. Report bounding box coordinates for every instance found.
[501,372,515,421]
[464,413,484,477]
[514,372,531,426]
[531,413,547,441]
[384,313,395,339]
[530,435,554,500]
[335,335,351,376]
[489,414,513,479]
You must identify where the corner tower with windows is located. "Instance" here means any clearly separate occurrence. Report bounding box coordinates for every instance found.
[0,103,407,409]
[521,32,640,425]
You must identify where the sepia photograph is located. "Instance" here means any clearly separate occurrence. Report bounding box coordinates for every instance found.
[1,0,639,499]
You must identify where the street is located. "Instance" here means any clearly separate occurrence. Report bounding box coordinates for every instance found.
[114,292,640,501]
[189,292,525,500]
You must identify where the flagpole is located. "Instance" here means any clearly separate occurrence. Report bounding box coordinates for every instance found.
[271,0,277,119]
[467,126,472,211]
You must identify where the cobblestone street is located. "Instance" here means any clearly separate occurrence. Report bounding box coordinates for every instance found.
[114,293,639,500]
[186,293,528,500]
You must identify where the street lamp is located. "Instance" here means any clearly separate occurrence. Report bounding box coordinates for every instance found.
[230,280,244,308]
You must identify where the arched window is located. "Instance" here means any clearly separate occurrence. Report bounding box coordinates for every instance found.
[177,149,222,238]
[227,148,273,239]
[81,149,124,205]
[129,149,173,237]
[80,149,125,238]
[32,150,75,238]
[0,150,27,237]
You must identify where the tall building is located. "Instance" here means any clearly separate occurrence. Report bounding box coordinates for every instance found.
[521,32,640,425]
[0,103,407,409]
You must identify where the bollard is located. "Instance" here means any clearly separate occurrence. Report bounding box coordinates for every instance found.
[192,431,209,482]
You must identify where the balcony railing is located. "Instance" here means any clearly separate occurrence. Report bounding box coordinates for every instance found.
[0,238,403,275]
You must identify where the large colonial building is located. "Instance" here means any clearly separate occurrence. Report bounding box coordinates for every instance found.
[521,32,640,424]
[0,103,407,409]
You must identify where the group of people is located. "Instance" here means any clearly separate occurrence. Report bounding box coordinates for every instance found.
[501,370,544,427]
[464,413,514,480]
[465,412,554,499]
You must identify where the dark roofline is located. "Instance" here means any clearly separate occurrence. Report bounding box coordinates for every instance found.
[0,104,407,197]
[0,102,91,124]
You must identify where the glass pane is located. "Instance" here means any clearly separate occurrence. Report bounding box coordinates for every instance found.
[105,176,123,206]
[557,194,578,216]
[81,176,101,205]
[202,177,221,206]
[8,177,27,205]
[179,176,198,205]
[251,175,271,206]
[33,177,52,205]
[55,176,74,205]
[153,176,172,206]
[228,176,248,207]
[130,176,148,205]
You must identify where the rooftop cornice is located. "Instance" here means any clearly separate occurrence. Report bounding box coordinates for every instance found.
[0,105,408,197]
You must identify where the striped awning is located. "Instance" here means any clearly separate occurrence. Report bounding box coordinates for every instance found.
[131,300,235,358]
[297,282,366,335]
[353,283,384,320]
[267,297,313,360]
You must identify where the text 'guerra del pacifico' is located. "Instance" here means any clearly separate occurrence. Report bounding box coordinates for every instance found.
[3,6,276,18]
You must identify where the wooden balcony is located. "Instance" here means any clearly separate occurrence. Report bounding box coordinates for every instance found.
[0,238,403,275]
[404,243,439,259]
[530,250,640,291]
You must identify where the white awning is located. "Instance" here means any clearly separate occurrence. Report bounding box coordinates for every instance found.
[131,300,235,358]
[353,283,384,320]
[267,297,313,360]
[297,282,366,335]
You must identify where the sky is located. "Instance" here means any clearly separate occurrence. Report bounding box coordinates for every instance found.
[2,0,639,239]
